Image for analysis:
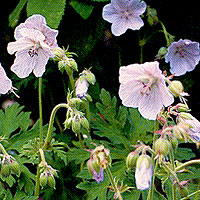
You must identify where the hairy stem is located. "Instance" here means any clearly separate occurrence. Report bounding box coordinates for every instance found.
[38,77,43,148]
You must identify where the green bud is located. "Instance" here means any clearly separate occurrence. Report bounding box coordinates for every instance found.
[155,47,168,59]
[53,47,65,61]
[72,120,81,133]
[168,80,184,97]
[155,138,170,156]
[69,98,82,107]
[86,72,96,85]
[126,152,139,170]
[69,59,78,71]
[136,155,152,169]
[80,117,89,130]
[87,159,100,174]
[58,60,66,73]
[85,94,92,102]
[40,172,48,188]
[10,160,20,176]
[1,164,11,178]
[171,136,178,152]
[47,174,56,189]
[63,118,72,129]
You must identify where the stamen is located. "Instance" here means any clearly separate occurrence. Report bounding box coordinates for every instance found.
[28,48,38,57]
[140,78,155,95]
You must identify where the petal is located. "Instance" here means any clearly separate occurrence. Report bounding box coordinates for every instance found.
[111,0,126,10]
[129,0,146,15]
[7,38,33,55]
[19,28,45,42]
[111,18,129,36]
[11,50,36,78]
[126,16,144,31]
[33,48,50,77]
[25,14,47,29]
[0,64,12,94]
[102,4,121,24]
[119,80,142,107]
[14,23,26,40]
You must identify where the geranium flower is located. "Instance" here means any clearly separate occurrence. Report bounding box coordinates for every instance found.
[92,167,104,183]
[165,39,200,76]
[102,0,146,36]
[7,15,58,78]
[135,155,153,190]
[0,63,12,94]
[119,61,174,120]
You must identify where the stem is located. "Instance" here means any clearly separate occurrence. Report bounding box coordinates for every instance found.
[34,164,40,197]
[140,46,143,64]
[105,166,123,200]
[175,159,200,172]
[147,159,158,200]
[67,70,75,91]
[0,143,9,156]
[160,21,170,47]
[168,145,177,200]
[43,103,68,150]
[39,148,46,164]
[181,190,200,200]
[85,100,91,125]
[38,77,43,148]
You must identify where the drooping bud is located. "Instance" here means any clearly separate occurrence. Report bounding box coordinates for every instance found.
[63,117,72,130]
[53,47,66,61]
[155,47,168,59]
[68,58,78,71]
[1,163,11,178]
[75,78,88,99]
[80,116,89,130]
[126,152,139,170]
[146,6,159,26]
[10,160,20,176]
[72,118,81,133]
[168,80,184,97]
[47,174,56,189]
[85,71,96,85]
[69,98,82,107]
[154,138,170,156]
[40,172,48,188]
[135,155,153,190]
[171,136,178,151]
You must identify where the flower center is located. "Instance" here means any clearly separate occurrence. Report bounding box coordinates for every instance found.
[140,77,157,96]
[175,46,185,58]
[28,42,40,57]
[121,10,132,19]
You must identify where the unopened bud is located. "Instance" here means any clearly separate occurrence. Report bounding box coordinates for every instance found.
[58,60,66,73]
[63,118,72,129]
[168,80,184,97]
[69,59,78,71]
[171,136,178,151]
[40,172,48,188]
[80,116,89,130]
[155,138,170,156]
[69,98,82,107]
[87,159,100,174]
[53,47,65,61]
[47,174,56,189]
[126,152,139,170]
[155,47,168,59]
[179,112,194,120]
[10,160,20,176]
[72,119,81,133]
[85,72,96,85]
[1,163,11,177]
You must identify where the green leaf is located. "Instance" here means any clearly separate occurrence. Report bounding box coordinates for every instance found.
[27,0,66,29]
[174,147,195,161]
[8,0,28,28]
[69,0,94,20]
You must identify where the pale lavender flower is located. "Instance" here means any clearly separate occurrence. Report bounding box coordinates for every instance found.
[92,167,104,183]
[165,39,200,76]
[119,61,174,120]
[7,15,58,78]
[75,78,88,98]
[135,155,152,190]
[0,63,12,94]
[102,0,146,36]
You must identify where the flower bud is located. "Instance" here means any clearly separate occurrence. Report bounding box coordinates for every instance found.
[47,174,56,189]
[72,119,81,133]
[69,59,78,71]
[10,160,20,176]
[40,172,48,188]
[171,136,178,151]
[80,116,89,130]
[58,60,66,73]
[135,155,153,190]
[155,47,168,59]
[147,6,159,26]
[126,152,139,170]
[53,47,65,61]
[154,138,170,156]
[85,72,96,85]
[75,78,88,99]
[63,118,72,130]
[69,98,82,107]
[85,94,92,102]
[168,80,184,97]
[87,158,100,174]
[1,163,11,177]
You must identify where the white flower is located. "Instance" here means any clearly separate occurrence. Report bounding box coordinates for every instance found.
[135,155,153,190]
[75,78,88,98]
[165,39,200,76]
[7,14,58,78]
[102,0,146,36]
[119,61,174,120]
[0,63,12,94]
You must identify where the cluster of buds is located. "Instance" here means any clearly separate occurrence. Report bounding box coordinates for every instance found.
[0,154,20,177]
[87,145,111,183]
[75,69,96,99]
[39,161,58,189]
[53,47,78,73]
[146,6,159,26]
